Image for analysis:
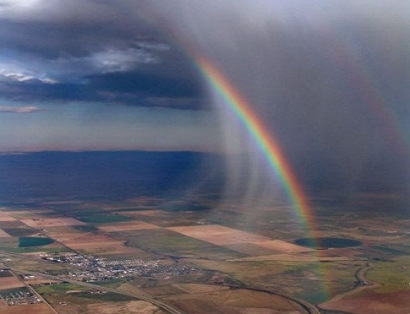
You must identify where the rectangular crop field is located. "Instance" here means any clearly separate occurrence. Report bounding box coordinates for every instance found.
[0,303,55,314]
[0,228,11,237]
[22,217,85,228]
[167,225,270,245]
[168,225,312,255]
[58,233,141,255]
[77,214,133,224]
[97,220,160,232]
[0,276,25,290]
[0,211,16,222]
[122,229,245,259]
[252,240,313,253]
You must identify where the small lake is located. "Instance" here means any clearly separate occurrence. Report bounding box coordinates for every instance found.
[294,237,362,249]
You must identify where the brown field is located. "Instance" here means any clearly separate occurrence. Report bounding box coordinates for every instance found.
[97,220,160,232]
[21,217,85,228]
[43,226,90,242]
[83,301,165,314]
[0,228,11,237]
[0,303,55,314]
[11,209,55,215]
[166,289,304,314]
[0,212,16,222]
[60,234,141,255]
[0,221,24,228]
[44,231,85,242]
[116,283,150,296]
[224,243,278,256]
[143,285,187,297]
[317,247,362,258]
[235,308,301,314]
[204,289,301,309]
[252,240,313,253]
[0,276,25,289]
[320,289,410,314]
[336,231,401,243]
[118,209,167,217]
[166,297,229,314]
[119,209,172,218]
[172,283,231,294]
[168,225,269,245]
[228,253,350,262]
[167,225,310,257]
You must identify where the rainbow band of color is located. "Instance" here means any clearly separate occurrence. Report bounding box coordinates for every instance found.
[196,55,314,230]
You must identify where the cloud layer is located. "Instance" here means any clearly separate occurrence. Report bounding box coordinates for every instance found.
[0,0,205,108]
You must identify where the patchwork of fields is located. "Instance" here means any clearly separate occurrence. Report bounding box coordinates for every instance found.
[0,198,409,314]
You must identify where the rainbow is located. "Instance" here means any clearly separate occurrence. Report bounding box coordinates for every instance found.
[195,55,315,231]
[326,34,408,157]
[195,53,330,300]
[132,4,319,237]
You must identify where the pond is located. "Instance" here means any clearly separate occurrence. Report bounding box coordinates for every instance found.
[294,237,362,249]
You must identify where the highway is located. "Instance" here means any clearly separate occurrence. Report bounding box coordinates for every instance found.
[225,284,321,314]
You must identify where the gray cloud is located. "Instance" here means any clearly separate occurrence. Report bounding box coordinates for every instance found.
[0,0,203,107]
[143,0,410,195]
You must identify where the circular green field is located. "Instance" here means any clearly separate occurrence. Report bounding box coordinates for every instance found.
[18,237,54,247]
[294,237,362,249]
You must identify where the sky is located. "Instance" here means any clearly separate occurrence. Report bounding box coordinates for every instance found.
[0,0,409,194]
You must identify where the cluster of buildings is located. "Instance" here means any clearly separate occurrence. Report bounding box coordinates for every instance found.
[0,288,42,306]
[41,252,202,282]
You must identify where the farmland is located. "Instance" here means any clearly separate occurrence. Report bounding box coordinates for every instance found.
[0,193,409,314]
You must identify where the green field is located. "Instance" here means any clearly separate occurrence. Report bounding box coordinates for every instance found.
[366,257,410,293]
[72,225,99,233]
[77,291,136,302]
[18,236,54,247]
[0,270,13,277]
[2,227,36,237]
[78,214,133,224]
[35,282,88,295]
[121,229,245,260]
[69,208,105,217]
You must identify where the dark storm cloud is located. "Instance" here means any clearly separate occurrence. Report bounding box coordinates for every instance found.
[144,0,410,194]
[0,70,204,108]
[1,0,410,193]
[0,0,204,108]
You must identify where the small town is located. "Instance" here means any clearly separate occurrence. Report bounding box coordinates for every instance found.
[41,252,202,282]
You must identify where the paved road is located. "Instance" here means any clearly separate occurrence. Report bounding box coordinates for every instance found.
[226,284,320,314]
